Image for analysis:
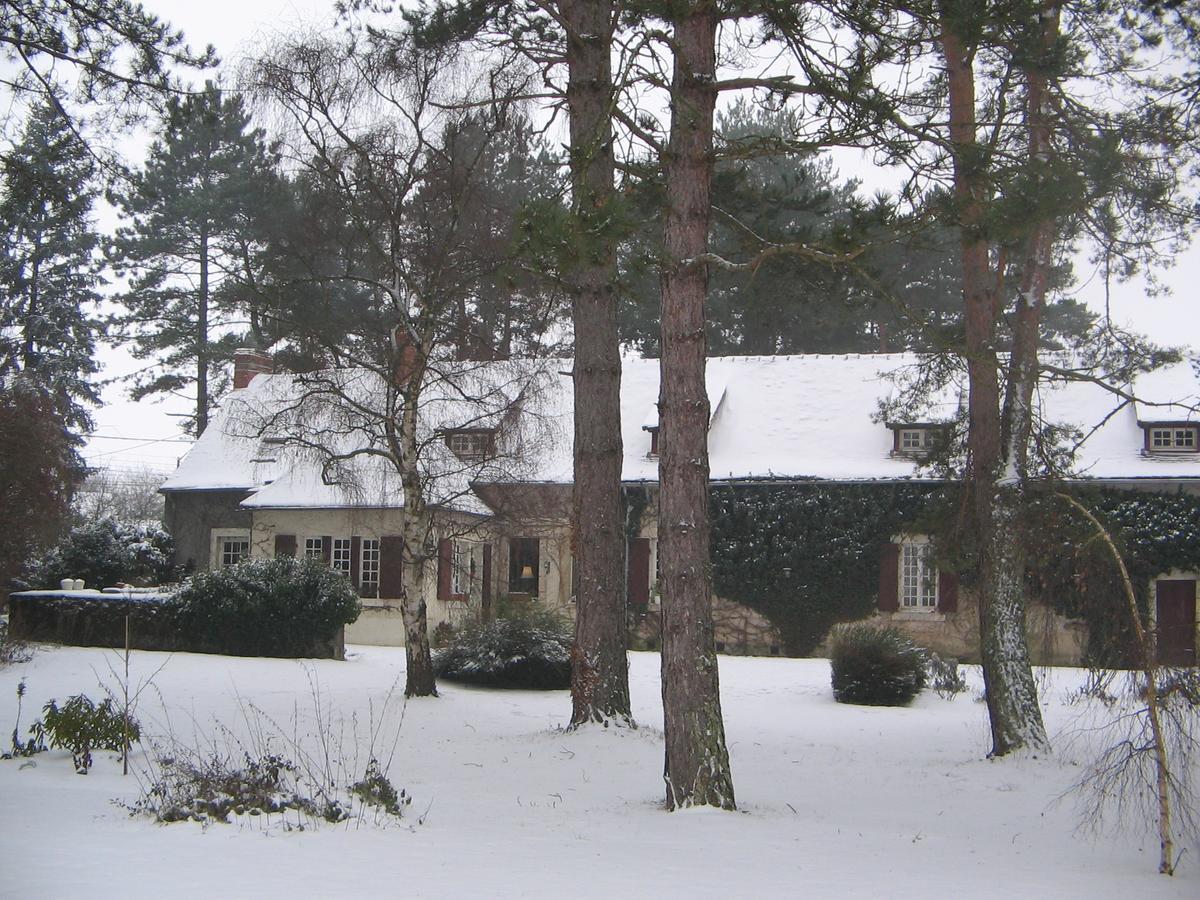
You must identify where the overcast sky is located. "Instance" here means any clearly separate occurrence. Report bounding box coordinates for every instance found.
[84,0,1200,474]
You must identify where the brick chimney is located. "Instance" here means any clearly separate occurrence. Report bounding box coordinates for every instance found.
[391,323,423,387]
[233,348,274,389]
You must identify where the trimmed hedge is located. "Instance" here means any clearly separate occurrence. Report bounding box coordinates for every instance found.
[173,557,361,658]
[434,607,572,689]
[830,625,927,706]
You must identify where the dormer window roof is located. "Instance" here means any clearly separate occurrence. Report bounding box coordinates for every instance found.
[643,425,659,458]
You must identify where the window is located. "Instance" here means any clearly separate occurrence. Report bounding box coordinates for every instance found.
[446,430,494,461]
[217,533,250,568]
[892,425,939,457]
[304,537,324,559]
[331,538,352,576]
[645,426,660,458]
[508,537,540,596]
[1148,426,1198,453]
[450,540,472,596]
[900,541,938,610]
[360,539,380,597]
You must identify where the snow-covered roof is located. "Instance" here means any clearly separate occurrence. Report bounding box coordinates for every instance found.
[160,353,1200,510]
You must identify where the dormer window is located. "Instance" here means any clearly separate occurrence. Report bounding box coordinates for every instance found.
[1144,424,1198,454]
[644,426,660,458]
[445,429,495,461]
[888,424,941,458]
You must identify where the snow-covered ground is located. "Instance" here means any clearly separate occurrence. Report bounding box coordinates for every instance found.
[0,645,1195,899]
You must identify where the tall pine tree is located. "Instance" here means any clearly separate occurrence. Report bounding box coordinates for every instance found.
[109,82,285,435]
[0,100,103,433]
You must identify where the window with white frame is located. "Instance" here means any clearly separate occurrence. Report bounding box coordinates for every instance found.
[450,540,472,596]
[899,428,932,451]
[304,537,324,559]
[331,537,353,576]
[360,539,380,597]
[215,531,251,568]
[900,541,938,609]
[446,430,494,461]
[1149,426,1198,452]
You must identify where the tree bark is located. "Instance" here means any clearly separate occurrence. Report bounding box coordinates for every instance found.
[197,221,210,436]
[658,2,735,810]
[560,0,633,729]
[939,8,1048,757]
[397,369,438,698]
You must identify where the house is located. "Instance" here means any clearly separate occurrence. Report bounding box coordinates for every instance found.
[160,349,1200,665]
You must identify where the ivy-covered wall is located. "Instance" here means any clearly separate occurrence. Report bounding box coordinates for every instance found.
[701,482,1200,661]
[709,482,943,655]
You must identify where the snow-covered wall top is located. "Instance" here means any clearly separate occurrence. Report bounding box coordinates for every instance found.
[160,353,1200,509]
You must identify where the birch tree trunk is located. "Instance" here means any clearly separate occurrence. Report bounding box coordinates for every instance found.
[658,1,735,810]
[397,372,437,697]
[560,0,633,728]
[940,7,1048,756]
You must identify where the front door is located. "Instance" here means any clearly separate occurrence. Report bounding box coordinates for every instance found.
[1155,579,1197,666]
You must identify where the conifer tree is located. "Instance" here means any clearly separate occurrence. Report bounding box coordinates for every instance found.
[108,82,285,435]
[0,100,102,433]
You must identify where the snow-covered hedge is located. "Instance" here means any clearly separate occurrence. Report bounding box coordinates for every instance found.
[17,518,179,591]
[173,557,360,658]
[434,607,572,689]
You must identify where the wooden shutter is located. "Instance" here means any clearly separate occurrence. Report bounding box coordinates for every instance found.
[878,543,900,612]
[321,536,332,564]
[482,544,492,606]
[379,536,404,598]
[274,534,297,558]
[437,538,453,601]
[937,571,959,613]
[350,536,361,590]
[627,537,651,607]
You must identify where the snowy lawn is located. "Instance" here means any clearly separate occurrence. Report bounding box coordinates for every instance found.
[0,644,1195,899]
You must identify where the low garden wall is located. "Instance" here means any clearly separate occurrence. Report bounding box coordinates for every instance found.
[7,590,345,660]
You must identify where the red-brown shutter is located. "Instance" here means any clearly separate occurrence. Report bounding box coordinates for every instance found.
[274,534,297,558]
[878,543,900,612]
[627,537,651,607]
[379,536,404,598]
[321,536,332,564]
[437,538,453,601]
[482,544,492,604]
[937,571,959,613]
[350,536,361,590]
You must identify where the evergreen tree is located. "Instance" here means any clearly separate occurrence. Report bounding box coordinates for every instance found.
[108,82,285,435]
[0,100,103,433]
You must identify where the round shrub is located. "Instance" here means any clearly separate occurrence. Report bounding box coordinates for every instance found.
[173,556,360,658]
[17,518,179,591]
[434,607,572,689]
[829,624,927,706]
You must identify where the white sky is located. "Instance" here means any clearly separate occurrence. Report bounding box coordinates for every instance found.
[84,0,1200,474]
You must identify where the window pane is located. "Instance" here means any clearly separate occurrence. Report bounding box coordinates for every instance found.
[331,538,352,575]
[900,543,936,608]
[360,539,380,597]
[508,537,539,595]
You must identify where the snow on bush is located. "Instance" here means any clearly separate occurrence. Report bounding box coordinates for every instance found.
[829,624,928,706]
[173,556,360,658]
[435,606,572,689]
[17,518,179,590]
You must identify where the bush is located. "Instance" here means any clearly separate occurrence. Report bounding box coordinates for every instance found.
[927,652,968,699]
[173,556,360,658]
[829,625,928,707]
[17,518,179,591]
[32,694,139,773]
[435,606,572,689]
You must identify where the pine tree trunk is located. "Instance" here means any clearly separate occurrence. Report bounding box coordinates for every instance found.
[560,0,633,729]
[658,2,735,811]
[940,11,1047,756]
[197,223,210,436]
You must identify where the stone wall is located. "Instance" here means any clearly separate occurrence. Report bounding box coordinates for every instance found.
[163,489,252,571]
